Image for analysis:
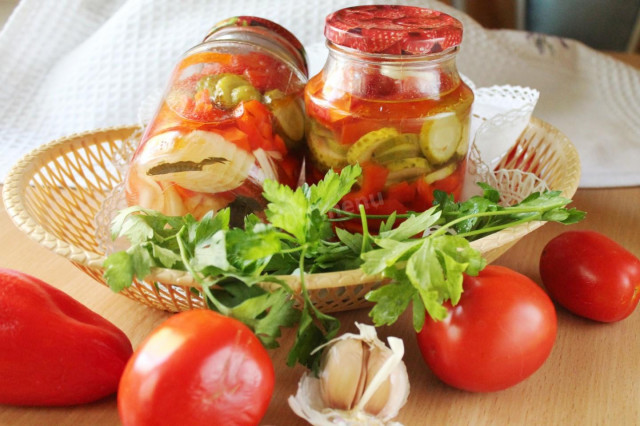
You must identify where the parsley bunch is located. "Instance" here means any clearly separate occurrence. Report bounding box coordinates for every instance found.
[104,165,584,370]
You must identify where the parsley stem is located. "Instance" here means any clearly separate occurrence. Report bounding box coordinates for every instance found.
[431,209,543,238]
[359,204,370,254]
[330,207,416,220]
[275,232,298,243]
[175,227,231,316]
[176,226,204,285]
[279,246,305,255]
[298,245,309,299]
[454,215,541,238]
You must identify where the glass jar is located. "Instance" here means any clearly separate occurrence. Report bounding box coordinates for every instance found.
[305,5,473,227]
[125,16,308,220]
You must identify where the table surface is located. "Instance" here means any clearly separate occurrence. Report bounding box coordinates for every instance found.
[1,53,640,426]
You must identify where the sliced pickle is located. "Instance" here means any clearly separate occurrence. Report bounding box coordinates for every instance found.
[269,97,306,145]
[419,112,462,165]
[263,89,285,103]
[196,75,222,93]
[424,163,457,184]
[397,133,420,146]
[372,133,421,164]
[346,127,401,165]
[385,157,432,172]
[307,121,349,170]
[231,85,261,105]
[385,157,433,185]
[214,74,254,109]
[455,123,470,160]
[373,144,421,164]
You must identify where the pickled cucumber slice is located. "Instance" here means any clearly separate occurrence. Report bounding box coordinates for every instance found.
[231,85,261,105]
[424,163,457,184]
[346,127,401,165]
[372,143,420,164]
[213,74,254,109]
[398,132,420,146]
[263,89,285,103]
[385,157,433,185]
[455,123,470,159]
[419,112,462,165]
[196,75,222,93]
[307,121,348,170]
[269,97,306,145]
[372,133,421,164]
[386,157,432,172]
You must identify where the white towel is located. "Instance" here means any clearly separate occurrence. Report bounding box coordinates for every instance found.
[1,0,639,187]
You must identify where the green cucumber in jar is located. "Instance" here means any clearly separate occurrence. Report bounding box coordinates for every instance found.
[307,120,349,170]
[264,90,306,146]
[424,163,457,184]
[385,157,433,185]
[419,112,462,165]
[346,127,401,165]
[372,133,421,164]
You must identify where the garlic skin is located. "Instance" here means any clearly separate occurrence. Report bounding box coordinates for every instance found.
[288,323,410,426]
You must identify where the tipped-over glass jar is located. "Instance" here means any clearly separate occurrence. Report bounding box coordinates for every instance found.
[125,16,308,220]
[305,5,473,231]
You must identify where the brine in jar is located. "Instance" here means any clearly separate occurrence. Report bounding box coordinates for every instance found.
[125,16,308,221]
[305,5,473,231]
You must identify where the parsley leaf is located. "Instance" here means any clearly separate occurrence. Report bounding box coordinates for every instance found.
[263,181,309,243]
[104,171,585,370]
[309,165,361,214]
[378,207,440,241]
[366,280,416,326]
[103,251,133,292]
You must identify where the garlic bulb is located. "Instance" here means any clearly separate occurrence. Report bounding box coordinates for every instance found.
[288,323,409,425]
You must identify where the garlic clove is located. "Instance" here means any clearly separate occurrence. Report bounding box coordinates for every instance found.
[376,337,410,421]
[319,338,366,410]
[362,344,393,415]
[289,323,410,426]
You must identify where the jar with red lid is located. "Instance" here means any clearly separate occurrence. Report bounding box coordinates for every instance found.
[305,5,473,228]
[125,17,308,220]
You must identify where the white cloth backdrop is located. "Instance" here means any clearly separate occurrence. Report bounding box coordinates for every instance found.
[1,0,639,187]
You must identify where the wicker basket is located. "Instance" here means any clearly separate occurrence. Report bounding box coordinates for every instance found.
[2,118,580,313]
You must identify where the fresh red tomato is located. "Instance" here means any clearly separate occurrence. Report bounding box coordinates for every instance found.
[416,265,557,392]
[118,310,274,426]
[539,230,640,322]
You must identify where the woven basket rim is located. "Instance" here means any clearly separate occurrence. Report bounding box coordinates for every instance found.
[3,126,140,268]
[2,117,580,291]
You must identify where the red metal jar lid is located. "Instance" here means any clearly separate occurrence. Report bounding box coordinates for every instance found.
[324,5,463,55]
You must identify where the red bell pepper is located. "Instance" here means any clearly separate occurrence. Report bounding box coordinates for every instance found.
[386,181,417,205]
[235,100,287,155]
[211,125,252,152]
[0,268,133,406]
[340,162,389,208]
[415,178,436,211]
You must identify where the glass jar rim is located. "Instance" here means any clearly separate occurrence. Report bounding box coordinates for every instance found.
[180,39,309,86]
[325,40,459,64]
[204,16,308,76]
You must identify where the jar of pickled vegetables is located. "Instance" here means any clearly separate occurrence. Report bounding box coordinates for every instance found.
[125,16,308,221]
[305,5,473,226]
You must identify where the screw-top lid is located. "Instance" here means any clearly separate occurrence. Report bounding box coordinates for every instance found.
[324,5,463,55]
[205,16,308,76]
